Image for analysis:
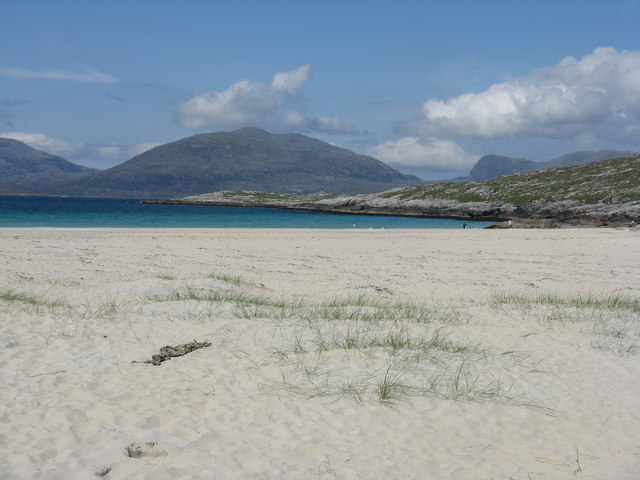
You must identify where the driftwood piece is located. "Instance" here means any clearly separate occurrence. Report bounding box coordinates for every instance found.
[133,340,212,366]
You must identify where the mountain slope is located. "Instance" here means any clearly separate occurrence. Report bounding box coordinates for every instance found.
[385,154,640,205]
[53,128,422,197]
[0,138,94,191]
[467,150,635,181]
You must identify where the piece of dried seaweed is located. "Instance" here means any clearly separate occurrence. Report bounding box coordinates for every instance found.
[133,340,211,366]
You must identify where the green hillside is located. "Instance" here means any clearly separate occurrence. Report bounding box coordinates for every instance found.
[381,154,640,205]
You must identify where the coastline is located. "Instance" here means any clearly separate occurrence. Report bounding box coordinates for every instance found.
[143,196,640,228]
[1,228,639,478]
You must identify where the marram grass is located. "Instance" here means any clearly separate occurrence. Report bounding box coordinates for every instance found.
[491,291,640,314]
[491,290,640,356]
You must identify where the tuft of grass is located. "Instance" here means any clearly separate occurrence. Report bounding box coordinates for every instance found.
[376,366,412,405]
[338,376,370,404]
[491,290,640,356]
[428,361,503,403]
[296,351,326,378]
[234,294,461,327]
[491,291,640,314]
[156,274,177,280]
[148,286,272,306]
[206,273,250,286]
[0,289,66,308]
[163,302,219,323]
[590,311,640,356]
[425,360,555,414]
[291,322,481,357]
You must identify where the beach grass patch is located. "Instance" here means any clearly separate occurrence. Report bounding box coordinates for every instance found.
[0,289,65,308]
[147,286,272,306]
[491,291,640,314]
[206,273,250,286]
[234,294,461,327]
[376,367,413,405]
[491,291,640,356]
[156,274,177,280]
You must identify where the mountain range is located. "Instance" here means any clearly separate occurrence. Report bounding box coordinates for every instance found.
[0,128,636,198]
[0,128,422,197]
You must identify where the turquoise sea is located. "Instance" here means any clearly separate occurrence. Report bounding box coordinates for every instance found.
[0,196,496,229]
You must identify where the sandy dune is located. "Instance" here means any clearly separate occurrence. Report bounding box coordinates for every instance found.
[1,228,639,479]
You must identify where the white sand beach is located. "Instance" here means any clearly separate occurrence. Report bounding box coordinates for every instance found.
[1,227,639,479]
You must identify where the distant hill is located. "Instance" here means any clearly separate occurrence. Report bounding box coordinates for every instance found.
[0,138,94,192]
[51,128,423,197]
[466,154,537,182]
[467,150,635,182]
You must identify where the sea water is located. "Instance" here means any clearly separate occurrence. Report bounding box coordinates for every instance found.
[0,196,497,229]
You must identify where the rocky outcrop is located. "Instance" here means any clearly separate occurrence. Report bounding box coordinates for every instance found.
[147,192,639,228]
[297,196,640,227]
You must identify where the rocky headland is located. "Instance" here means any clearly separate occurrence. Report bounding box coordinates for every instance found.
[146,153,640,228]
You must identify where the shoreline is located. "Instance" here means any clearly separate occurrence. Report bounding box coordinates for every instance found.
[143,198,640,228]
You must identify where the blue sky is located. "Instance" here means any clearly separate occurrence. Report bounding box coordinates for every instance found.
[2,0,640,179]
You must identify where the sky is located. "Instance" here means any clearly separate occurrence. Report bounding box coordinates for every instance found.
[2,0,640,180]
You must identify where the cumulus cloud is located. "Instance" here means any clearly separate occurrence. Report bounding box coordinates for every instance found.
[0,131,160,168]
[176,65,356,134]
[0,131,77,156]
[368,136,478,171]
[407,47,640,141]
[0,66,117,83]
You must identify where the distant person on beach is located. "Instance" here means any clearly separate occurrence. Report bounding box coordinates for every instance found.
[462,223,467,229]
[508,220,513,228]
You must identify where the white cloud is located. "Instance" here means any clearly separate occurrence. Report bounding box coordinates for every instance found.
[272,66,311,95]
[408,47,640,141]
[0,66,117,83]
[285,110,307,127]
[1,131,160,168]
[368,136,478,171]
[177,65,310,130]
[0,131,77,156]
[176,65,355,134]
